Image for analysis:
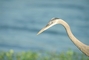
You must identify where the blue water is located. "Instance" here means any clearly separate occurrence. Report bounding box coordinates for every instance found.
[0,0,89,53]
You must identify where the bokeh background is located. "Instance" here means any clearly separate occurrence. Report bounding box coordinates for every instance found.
[0,0,89,53]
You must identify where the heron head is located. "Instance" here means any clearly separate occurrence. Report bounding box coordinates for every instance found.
[37,18,60,35]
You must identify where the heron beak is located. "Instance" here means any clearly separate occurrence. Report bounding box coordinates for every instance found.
[37,26,49,35]
[37,27,47,35]
[37,23,55,35]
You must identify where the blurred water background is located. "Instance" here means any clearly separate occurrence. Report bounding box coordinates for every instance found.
[0,0,89,53]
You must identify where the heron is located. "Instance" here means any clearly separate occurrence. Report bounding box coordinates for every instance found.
[37,18,89,57]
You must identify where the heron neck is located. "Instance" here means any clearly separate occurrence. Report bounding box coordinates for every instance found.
[59,20,84,46]
[58,20,89,56]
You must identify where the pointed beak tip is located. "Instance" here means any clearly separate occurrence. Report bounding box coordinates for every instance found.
[37,31,41,35]
[37,27,46,35]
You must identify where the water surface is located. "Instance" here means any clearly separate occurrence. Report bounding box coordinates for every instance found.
[0,0,89,52]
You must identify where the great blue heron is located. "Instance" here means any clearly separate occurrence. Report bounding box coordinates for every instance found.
[37,18,89,57]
